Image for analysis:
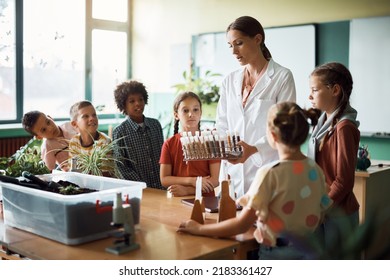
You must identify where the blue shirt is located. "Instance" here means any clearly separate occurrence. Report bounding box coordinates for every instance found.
[113,116,164,189]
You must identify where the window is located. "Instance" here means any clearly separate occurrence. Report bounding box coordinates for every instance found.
[23,0,85,118]
[92,0,127,22]
[91,29,127,114]
[89,0,130,115]
[0,0,16,120]
[0,0,131,124]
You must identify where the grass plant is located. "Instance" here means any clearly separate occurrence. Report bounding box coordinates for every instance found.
[62,135,131,178]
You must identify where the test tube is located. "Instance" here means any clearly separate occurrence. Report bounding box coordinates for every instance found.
[180,137,189,160]
[186,137,192,160]
[189,136,197,159]
[235,131,243,152]
[226,131,233,154]
[194,135,203,159]
[195,131,204,158]
[208,135,216,158]
[198,135,206,158]
[214,133,221,158]
[232,132,237,152]
[220,134,227,158]
[201,135,210,159]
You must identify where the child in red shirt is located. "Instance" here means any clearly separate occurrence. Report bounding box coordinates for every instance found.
[159,92,220,197]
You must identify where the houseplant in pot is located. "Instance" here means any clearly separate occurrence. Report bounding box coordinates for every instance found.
[0,138,50,177]
[172,69,222,121]
[356,144,371,171]
[62,135,133,180]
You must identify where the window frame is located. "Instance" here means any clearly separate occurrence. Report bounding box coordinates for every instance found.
[0,0,132,125]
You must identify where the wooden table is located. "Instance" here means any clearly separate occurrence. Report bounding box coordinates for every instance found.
[0,188,257,260]
[353,160,390,259]
[354,160,390,223]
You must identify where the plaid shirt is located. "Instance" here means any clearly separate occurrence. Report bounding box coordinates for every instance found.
[113,116,164,189]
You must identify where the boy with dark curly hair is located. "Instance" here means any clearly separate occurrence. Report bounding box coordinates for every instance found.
[113,80,164,189]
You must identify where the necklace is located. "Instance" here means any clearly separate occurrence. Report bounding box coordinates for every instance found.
[242,61,268,107]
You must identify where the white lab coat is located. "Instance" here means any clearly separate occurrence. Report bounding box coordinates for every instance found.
[216,59,296,198]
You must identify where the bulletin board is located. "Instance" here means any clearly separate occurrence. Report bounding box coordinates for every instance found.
[349,16,390,135]
[193,24,316,110]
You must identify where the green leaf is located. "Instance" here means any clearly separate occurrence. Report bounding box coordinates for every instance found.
[171,69,222,104]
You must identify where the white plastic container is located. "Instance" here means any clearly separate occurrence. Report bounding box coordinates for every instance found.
[1,172,146,245]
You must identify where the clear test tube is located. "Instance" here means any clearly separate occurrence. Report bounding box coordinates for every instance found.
[220,134,227,158]
[184,136,191,160]
[198,135,206,159]
[188,136,196,159]
[200,130,208,158]
[201,135,210,159]
[181,131,188,142]
[232,132,237,152]
[180,136,189,160]
[226,130,233,154]
[213,133,221,158]
[185,137,192,160]
[235,131,243,152]
[208,135,216,158]
[194,135,203,159]
[194,131,203,158]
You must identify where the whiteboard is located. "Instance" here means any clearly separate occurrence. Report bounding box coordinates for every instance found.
[193,24,316,110]
[349,16,390,134]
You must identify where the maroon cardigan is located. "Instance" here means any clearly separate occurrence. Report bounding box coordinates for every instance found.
[316,120,360,215]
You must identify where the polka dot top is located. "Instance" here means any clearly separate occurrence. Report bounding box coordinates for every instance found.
[238,158,332,247]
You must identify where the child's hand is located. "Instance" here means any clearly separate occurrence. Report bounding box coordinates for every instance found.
[177,219,201,235]
[168,185,194,197]
[201,176,214,193]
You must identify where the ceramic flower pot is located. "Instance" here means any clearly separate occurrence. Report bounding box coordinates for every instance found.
[356,157,371,171]
[356,145,371,171]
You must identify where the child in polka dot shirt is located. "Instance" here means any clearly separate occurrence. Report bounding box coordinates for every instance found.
[178,101,332,260]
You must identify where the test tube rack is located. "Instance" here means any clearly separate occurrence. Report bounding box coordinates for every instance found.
[181,130,243,161]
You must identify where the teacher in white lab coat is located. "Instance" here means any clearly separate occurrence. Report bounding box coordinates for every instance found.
[216,16,296,198]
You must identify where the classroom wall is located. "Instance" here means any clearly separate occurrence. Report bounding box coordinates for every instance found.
[131,0,390,161]
[2,1,390,159]
[131,0,390,92]
[314,20,390,160]
[301,136,390,161]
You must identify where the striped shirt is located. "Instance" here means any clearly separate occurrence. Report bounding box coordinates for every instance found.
[69,131,111,156]
[113,116,164,189]
[68,131,114,176]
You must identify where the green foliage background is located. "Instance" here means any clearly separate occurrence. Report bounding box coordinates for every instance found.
[0,138,50,177]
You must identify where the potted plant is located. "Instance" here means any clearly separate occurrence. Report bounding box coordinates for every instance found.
[172,69,222,122]
[65,136,131,178]
[0,138,50,177]
[172,69,222,104]
[356,144,371,171]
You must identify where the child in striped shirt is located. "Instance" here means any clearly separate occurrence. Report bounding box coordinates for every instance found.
[69,100,113,176]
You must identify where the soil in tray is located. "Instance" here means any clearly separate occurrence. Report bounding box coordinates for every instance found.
[54,180,97,195]
[65,197,141,239]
